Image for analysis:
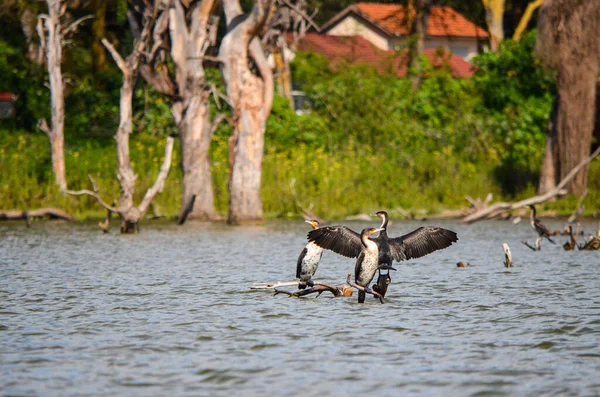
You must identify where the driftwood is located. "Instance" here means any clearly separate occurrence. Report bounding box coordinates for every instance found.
[563,224,579,250]
[252,280,353,298]
[580,222,600,251]
[0,208,75,225]
[462,146,600,224]
[521,240,539,251]
[346,273,384,304]
[274,283,353,298]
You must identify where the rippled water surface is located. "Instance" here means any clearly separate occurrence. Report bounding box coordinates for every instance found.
[1,219,600,396]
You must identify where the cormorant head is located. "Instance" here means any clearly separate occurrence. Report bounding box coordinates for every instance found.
[361,227,383,237]
[305,219,320,230]
[370,211,389,229]
[373,211,388,219]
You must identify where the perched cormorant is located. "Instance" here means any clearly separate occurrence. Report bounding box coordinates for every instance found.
[308,211,458,299]
[354,228,384,303]
[296,220,324,289]
[528,205,555,249]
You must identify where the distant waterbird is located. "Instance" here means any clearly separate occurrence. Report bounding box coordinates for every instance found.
[528,205,555,250]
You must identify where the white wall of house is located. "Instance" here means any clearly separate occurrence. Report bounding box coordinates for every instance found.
[424,37,479,59]
[326,16,481,60]
[326,16,391,50]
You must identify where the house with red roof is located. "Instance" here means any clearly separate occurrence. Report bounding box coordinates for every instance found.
[295,33,474,78]
[321,3,488,60]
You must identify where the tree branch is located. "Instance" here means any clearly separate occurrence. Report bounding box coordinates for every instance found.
[101,38,129,74]
[462,146,600,223]
[62,14,93,36]
[137,136,175,214]
[280,0,320,31]
[64,175,120,213]
[37,118,51,137]
[513,0,543,41]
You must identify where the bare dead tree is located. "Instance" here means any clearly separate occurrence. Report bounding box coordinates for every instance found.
[263,0,315,104]
[219,0,275,224]
[65,10,175,233]
[133,0,225,222]
[36,0,91,191]
[536,0,600,195]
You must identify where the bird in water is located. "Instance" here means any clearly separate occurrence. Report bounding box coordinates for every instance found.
[528,205,555,250]
[353,228,385,303]
[296,220,324,289]
[308,211,458,301]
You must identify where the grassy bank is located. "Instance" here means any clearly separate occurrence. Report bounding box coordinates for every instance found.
[2,128,599,220]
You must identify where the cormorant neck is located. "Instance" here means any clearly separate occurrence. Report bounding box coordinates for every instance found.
[530,207,536,222]
[379,214,388,230]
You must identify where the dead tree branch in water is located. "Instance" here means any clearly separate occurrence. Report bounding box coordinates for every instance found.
[462,146,600,224]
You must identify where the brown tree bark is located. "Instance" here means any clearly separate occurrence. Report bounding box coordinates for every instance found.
[219,0,274,224]
[554,65,598,194]
[538,95,558,194]
[537,0,600,194]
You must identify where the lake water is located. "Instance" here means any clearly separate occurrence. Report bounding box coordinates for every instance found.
[1,218,599,396]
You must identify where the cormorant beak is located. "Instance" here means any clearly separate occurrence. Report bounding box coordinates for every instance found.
[304,220,312,224]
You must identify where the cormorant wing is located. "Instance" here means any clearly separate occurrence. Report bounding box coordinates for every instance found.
[388,227,458,261]
[534,219,552,236]
[307,226,363,258]
[296,246,307,278]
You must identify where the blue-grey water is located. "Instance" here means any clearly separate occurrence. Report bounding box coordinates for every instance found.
[1,219,599,396]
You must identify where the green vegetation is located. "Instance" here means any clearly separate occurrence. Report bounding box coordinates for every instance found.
[2,31,599,220]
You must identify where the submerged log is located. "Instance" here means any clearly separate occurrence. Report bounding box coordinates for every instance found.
[0,208,75,222]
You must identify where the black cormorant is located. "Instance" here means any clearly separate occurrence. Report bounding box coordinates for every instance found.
[296,220,324,289]
[307,211,458,299]
[528,205,555,249]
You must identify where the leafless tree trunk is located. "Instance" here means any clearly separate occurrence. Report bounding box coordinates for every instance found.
[65,11,174,233]
[134,0,225,222]
[219,0,274,224]
[37,1,66,190]
[37,1,91,191]
[169,0,223,221]
[265,0,315,107]
[482,0,505,51]
[536,0,600,194]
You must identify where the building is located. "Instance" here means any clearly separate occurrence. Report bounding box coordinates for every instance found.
[320,3,488,60]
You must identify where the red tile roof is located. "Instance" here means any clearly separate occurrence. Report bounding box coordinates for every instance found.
[322,3,488,38]
[0,93,15,101]
[295,33,475,78]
